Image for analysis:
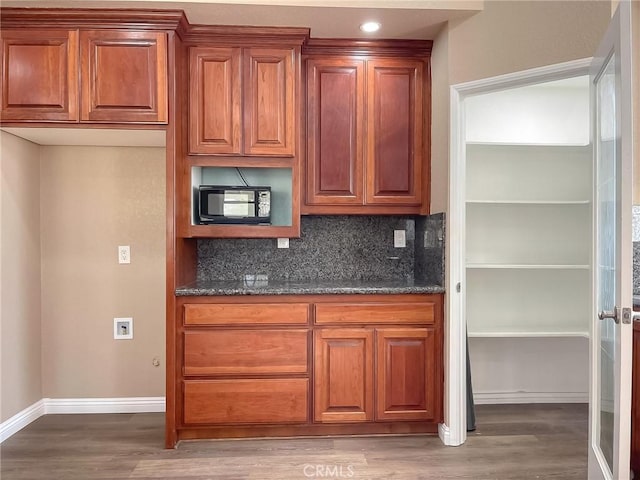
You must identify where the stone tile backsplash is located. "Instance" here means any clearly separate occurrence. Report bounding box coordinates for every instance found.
[197,214,445,284]
[415,213,445,285]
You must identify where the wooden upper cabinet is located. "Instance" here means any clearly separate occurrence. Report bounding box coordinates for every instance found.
[189,46,296,157]
[1,28,167,124]
[189,47,242,154]
[304,53,428,213]
[244,48,295,156]
[305,58,364,205]
[80,30,167,123]
[1,29,79,122]
[366,59,423,206]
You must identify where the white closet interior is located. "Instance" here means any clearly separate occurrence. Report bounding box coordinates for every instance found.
[465,76,592,403]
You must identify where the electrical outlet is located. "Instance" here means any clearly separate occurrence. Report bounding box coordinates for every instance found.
[277,238,289,249]
[394,230,406,248]
[114,317,133,340]
[118,245,131,264]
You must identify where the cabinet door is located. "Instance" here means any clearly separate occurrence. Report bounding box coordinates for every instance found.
[80,30,167,123]
[314,329,373,423]
[366,59,424,205]
[375,328,436,421]
[306,58,364,205]
[244,48,295,156]
[189,46,242,154]
[632,323,640,472]
[1,29,78,122]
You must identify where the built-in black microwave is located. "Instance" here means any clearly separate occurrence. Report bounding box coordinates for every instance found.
[197,185,271,225]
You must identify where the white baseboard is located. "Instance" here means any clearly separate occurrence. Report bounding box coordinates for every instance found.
[473,391,588,405]
[45,397,166,414]
[0,399,46,443]
[0,396,165,443]
[438,423,451,445]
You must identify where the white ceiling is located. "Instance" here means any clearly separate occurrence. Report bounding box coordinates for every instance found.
[0,0,483,39]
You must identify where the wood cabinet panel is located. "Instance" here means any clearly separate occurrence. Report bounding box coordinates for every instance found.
[1,29,78,121]
[315,302,435,325]
[366,59,423,205]
[189,46,295,156]
[184,303,309,325]
[189,47,242,154]
[184,329,309,375]
[244,48,295,156]
[632,321,640,472]
[80,30,167,123]
[314,329,374,423]
[375,328,436,421]
[305,58,364,205]
[183,379,309,424]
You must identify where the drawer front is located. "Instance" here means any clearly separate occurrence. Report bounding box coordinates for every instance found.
[184,329,309,375]
[314,302,435,325]
[184,303,309,325]
[183,379,309,425]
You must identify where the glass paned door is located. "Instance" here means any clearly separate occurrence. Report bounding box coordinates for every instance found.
[589,2,633,479]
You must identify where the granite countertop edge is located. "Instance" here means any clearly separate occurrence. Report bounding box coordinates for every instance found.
[175,282,445,296]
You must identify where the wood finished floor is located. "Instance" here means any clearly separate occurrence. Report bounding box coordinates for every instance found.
[0,404,588,480]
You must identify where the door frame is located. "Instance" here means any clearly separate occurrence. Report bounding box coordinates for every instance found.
[444,58,592,446]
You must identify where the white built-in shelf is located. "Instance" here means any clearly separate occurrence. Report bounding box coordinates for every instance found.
[466,141,589,147]
[466,199,590,205]
[466,143,591,204]
[464,81,591,340]
[466,263,590,270]
[467,331,589,338]
[465,267,590,337]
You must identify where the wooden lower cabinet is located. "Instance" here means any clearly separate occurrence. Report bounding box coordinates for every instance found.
[314,327,437,424]
[184,379,309,424]
[172,294,443,445]
[314,329,374,423]
[376,328,436,421]
[632,321,640,473]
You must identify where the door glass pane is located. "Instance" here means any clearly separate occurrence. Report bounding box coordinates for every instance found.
[596,53,616,472]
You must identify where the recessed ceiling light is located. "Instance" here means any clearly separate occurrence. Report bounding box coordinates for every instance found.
[360,22,381,33]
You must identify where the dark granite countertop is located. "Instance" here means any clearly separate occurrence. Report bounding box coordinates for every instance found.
[176,277,445,296]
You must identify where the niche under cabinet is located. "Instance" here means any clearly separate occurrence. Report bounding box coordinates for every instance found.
[187,166,296,238]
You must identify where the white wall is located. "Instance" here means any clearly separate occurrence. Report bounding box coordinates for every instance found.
[0,132,43,422]
[469,337,589,404]
[40,146,166,398]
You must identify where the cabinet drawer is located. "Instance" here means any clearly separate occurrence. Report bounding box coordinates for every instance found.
[184,303,309,325]
[183,379,309,425]
[314,302,435,325]
[184,329,308,375]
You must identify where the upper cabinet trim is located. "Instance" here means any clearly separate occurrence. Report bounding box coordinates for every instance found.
[0,8,188,31]
[302,38,433,57]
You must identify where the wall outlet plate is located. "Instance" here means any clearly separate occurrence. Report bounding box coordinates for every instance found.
[394,230,406,248]
[114,317,133,340]
[118,245,131,264]
[277,238,289,249]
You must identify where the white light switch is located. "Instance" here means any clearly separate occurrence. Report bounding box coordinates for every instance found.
[394,230,406,248]
[277,238,289,249]
[118,246,131,264]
